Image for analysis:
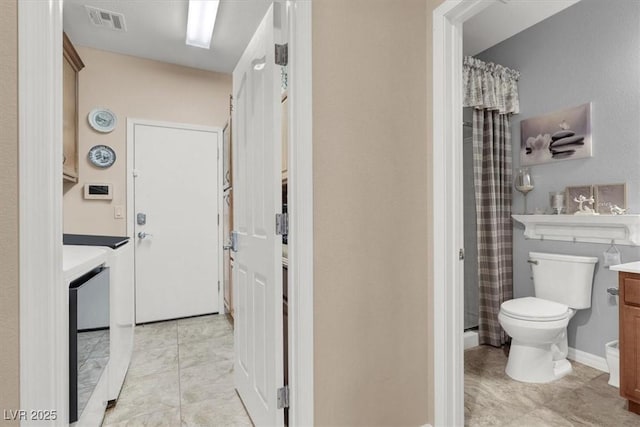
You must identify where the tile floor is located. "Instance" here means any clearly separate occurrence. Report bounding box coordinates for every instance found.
[102,314,252,427]
[465,345,640,426]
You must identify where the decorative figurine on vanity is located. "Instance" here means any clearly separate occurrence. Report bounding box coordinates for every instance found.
[573,194,599,215]
[609,204,628,215]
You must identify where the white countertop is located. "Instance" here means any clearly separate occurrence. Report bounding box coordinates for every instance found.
[63,245,110,282]
[610,261,640,274]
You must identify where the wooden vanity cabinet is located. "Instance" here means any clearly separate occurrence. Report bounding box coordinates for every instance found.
[619,272,640,414]
[63,33,84,182]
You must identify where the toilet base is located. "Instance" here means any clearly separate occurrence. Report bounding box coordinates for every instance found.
[505,339,573,383]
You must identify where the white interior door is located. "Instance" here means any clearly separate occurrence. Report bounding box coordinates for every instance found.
[134,122,221,324]
[232,5,283,426]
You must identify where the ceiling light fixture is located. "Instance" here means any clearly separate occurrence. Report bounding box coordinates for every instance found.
[185,0,220,49]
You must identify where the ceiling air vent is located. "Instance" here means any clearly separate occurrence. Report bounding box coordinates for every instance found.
[85,6,127,32]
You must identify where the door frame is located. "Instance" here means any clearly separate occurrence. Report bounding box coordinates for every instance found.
[18,0,313,423]
[431,0,508,426]
[18,0,67,420]
[285,1,314,424]
[126,118,225,318]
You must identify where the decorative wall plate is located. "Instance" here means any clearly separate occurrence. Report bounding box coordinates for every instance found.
[88,145,116,168]
[88,108,117,133]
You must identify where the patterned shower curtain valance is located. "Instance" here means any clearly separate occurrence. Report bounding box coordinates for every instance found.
[463,56,520,115]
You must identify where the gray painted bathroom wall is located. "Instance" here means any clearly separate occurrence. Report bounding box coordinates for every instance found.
[476,0,640,358]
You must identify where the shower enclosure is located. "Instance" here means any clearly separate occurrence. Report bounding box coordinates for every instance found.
[463,115,479,331]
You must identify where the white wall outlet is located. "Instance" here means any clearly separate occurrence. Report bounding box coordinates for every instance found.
[114,205,124,219]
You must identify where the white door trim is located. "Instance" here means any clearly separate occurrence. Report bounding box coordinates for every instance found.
[126,118,225,317]
[18,0,68,422]
[287,0,314,424]
[432,1,501,426]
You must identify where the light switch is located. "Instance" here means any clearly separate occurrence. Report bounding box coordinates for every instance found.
[114,205,124,219]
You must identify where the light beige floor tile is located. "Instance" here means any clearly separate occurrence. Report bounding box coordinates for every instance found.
[465,372,539,426]
[104,317,248,426]
[180,395,252,427]
[134,321,178,350]
[180,363,235,405]
[127,345,179,379]
[503,407,574,427]
[178,318,232,345]
[465,345,640,427]
[545,374,640,427]
[103,368,180,424]
[179,338,233,370]
[103,408,181,427]
[177,314,228,327]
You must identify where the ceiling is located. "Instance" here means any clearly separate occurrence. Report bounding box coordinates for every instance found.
[65,0,582,73]
[63,0,272,74]
[463,0,581,57]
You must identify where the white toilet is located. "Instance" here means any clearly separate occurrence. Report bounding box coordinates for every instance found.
[498,252,598,383]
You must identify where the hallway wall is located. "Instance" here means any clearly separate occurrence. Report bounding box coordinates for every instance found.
[312,0,434,424]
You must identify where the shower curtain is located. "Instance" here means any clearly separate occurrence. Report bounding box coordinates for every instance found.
[463,56,520,347]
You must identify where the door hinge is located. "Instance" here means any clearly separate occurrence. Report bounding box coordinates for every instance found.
[459,248,465,260]
[217,213,220,225]
[218,281,220,292]
[275,213,288,236]
[277,386,289,409]
[275,43,288,66]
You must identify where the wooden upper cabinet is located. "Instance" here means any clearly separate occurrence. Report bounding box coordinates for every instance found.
[63,32,85,183]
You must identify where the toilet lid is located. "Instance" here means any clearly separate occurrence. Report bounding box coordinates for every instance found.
[501,297,569,321]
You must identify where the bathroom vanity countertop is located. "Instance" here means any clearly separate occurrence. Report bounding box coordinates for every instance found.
[610,261,640,274]
[63,245,110,282]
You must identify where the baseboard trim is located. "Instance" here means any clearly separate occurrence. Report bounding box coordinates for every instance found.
[567,347,608,373]
[463,330,479,350]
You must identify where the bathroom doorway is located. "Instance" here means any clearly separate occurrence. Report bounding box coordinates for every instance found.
[435,0,640,425]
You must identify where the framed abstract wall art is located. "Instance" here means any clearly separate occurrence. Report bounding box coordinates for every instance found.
[520,103,592,166]
[595,183,627,214]
[565,185,594,214]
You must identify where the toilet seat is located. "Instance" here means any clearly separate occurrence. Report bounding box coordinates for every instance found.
[501,297,570,322]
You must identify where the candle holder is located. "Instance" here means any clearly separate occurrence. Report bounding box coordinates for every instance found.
[550,191,565,214]
[515,168,534,214]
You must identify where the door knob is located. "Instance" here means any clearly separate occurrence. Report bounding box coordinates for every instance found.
[138,231,153,239]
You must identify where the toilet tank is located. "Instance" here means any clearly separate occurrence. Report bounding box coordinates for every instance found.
[530,252,598,309]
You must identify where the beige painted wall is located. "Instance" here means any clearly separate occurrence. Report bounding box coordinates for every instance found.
[63,47,231,236]
[0,0,20,424]
[312,1,433,424]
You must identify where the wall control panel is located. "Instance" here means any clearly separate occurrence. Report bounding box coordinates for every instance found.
[84,183,113,200]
